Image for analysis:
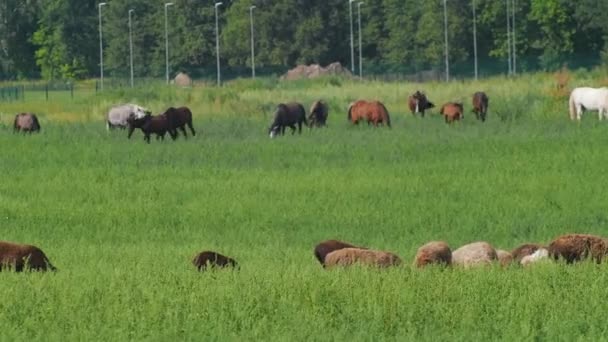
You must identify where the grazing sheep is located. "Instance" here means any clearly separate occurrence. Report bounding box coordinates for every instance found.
[496,249,513,267]
[13,113,41,133]
[520,248,549,266]
[192,251,238,271]
[324,248,401,268]
[414,241,452,268]
[547,234,608,264]
[511,243,544,263]
[0,241,56,272]
[452,241,497,268]
[314,240,363,267]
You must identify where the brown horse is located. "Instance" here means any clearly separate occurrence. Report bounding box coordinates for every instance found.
[127,113,171,143]
[408,91,435,117]
[163,106,196,140]
[13,113,41,133]
[440,102,464,123]
[308,100,329,128]
[268,102,308,138]
[192,251,239,271]
[472,92,489,122]
[347,100,391,127]
[0,241,56,272]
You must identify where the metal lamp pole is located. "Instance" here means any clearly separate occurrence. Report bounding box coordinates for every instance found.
[357,2,364,79]
[250,5,256,79]
[215,2,223,86]
[129,9,134,88]
[512,0,516,75]
[506,0,511,75]
[443,0,449,82]
[98,2,107,90]
[472,0,478,80]
[349,0,355,73]
[164,2,174,84]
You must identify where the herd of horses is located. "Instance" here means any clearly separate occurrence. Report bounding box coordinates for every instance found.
[1,232,607,272]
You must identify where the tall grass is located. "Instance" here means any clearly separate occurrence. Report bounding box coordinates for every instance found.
[1,73,608,340]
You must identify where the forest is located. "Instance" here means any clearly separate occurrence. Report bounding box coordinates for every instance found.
[0,0,606,80]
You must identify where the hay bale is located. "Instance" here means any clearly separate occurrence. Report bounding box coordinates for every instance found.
[174,72,193,87]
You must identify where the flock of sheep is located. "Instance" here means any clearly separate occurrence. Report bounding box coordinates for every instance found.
[1,233,606,272]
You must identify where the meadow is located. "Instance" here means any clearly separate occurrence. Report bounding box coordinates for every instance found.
[2,72,608,340]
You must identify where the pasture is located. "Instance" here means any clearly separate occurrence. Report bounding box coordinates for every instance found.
[2,73,608,340]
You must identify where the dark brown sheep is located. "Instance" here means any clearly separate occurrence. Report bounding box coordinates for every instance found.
[0,241,56,272]
[192,251,238,271]
[13,113,41,133]
[127,113,171,143]
[314,239,363,267]
[548,234,608,264]
[414,241,452,268]
[511,243,544,263]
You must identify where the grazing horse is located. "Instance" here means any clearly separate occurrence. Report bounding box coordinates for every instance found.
[472,92,489,122]
[107,104,150,130]
[13,113,41,133]
[268,102,308,138]
[440,102,464,123]
[0,241,56,272]
[163,106,196,139]
[347,100,391,127]
[127,113,171,143]
[408,91,435,117]
[568,87,608,121]
[308,100,329,128]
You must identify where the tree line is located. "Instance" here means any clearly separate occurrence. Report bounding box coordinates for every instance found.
[0,0,606,81]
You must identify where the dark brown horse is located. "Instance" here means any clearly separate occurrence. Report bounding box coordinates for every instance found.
[192,251,239,271]
[308,100,329,128]
[408,91,435,117]
[472,92,489,122]
[347,100,391,127]
[268,102,308,138]
[127,113,171,143]
[440,102,464,123]
[13,113,41,133]
[0,241,56,272]
[163,106,196,139]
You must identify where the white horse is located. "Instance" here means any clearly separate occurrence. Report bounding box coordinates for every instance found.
[568,87,608,121]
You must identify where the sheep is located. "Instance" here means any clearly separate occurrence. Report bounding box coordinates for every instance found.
[547,234,608,264]
[192,251,238,271]
[324,248,401,268]
[495,249,513,267]
[520,248,549,266]
[313,240,364,267]
[0,241,56,272]
[451,241,497,268]
[511,243,544,263]
[414,241,452,268]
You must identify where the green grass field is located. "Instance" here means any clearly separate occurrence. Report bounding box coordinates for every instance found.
[2,73,608,340]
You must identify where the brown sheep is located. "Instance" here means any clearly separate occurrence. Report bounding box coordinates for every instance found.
[0,241,56,272]
[511,243,544,263]
[547,234,608,264]
[314,240,363,267]
[496,249,513,267]
[192,251,238,271]
[452,241,497,268]
[414,241,452,268]
[324,248,401,268]
[439,102,464,123]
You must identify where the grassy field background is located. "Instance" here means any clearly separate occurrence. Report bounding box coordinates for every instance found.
[2,73,608,340]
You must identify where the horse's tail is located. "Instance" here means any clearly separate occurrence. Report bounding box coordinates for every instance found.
[299,104,308,127]
[568,91,577,120]
[379,102,391,128]
[347,102,354,122]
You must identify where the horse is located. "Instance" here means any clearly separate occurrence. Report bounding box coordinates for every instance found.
[308,100,329,128]
[163,106,196,139]
[440,102,464,123]
[568,87,608,121]
[107,104,150,130]
[268,102,308,138]
[127,113,171,143]
[408,91,435,117]
[472,92,489,122]
[13,113,41,133]
[0,241,56,272]
[347,100,391,127]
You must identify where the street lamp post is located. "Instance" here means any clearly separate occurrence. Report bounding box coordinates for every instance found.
[98,2,107,91]
[506,0,511,75]
[349,0,355,73]
[250,5,256,79]
[129,9,134,88]
[164,2,174,85]
[472,0,478,80]
[443,0,449,82]
[357,2,364,79]
[512,0,516,75]
[215,2,223,86]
